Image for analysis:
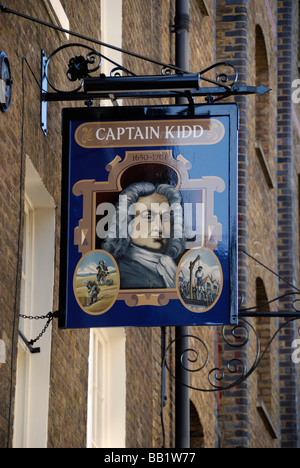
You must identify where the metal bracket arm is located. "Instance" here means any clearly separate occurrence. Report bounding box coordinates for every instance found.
[38,40,271,135]
[239,310,300,318]
[41,84,270,103]
[0,4,271,133]
[18,330,41,354]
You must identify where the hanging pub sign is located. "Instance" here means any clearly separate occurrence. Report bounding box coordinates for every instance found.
[59,104,238,329]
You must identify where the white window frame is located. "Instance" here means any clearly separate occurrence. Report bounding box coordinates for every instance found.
[44,0,70,39]
[13,199,33,448]
[101,0,123,104]
[86,2,125,449]
[13,157,56,448]
[87,328,126,449]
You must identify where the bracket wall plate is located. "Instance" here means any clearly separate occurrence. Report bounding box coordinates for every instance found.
[0,51,13,112]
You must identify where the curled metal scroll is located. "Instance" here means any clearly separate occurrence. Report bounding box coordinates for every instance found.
[161,65,175,76]
[294,297,300,312]
[199,61,239,90]
[161,62,239,88]
[163,293,300,392]
[163,319,259,393]
[110,65,136,77]
[43,43,102,93]
[43,43,137,92]
[43,43,240,95]
[42,43,149,94]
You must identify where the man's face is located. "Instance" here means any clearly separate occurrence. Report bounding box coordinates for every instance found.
[129,192,171,253]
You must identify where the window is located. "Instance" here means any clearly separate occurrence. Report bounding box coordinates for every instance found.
[190,400,204,448]
[198,0,210,16]
[88,329,107,448]
[86,3,125,449]
[87,328,126,448]
[13,157,56,448]
[44,0,70,39]
[255,26,270,171]
[256,278,272,408]
[101,0,123,105]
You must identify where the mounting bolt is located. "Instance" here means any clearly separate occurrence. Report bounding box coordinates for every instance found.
[85,98,94,108]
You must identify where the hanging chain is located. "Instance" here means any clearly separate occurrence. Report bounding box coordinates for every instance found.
[19,311,61,346]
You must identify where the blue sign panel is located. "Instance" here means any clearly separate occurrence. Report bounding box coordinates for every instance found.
[59,104,238,328]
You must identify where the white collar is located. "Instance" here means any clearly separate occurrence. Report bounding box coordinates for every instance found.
[128,244,177,288]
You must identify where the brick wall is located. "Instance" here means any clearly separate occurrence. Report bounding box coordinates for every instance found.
[277,0,299,448]
[215,0,282,448]
[1,0,300,450]
[215,0,252,448]
[292,0,300,436]
[248,0,280,449]
[188,7,219,447]
[0,0,101,448]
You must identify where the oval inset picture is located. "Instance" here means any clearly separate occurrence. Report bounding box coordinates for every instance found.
[73,250,120,315]
[177,248,223,313]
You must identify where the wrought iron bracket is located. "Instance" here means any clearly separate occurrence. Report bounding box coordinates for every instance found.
[41,50,48,136]
[163,292,300,393]
[40,45,270,135]
[163,318,300,394]
[0,4,270,132]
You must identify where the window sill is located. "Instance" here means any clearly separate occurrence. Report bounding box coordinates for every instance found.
[256,399,279,440]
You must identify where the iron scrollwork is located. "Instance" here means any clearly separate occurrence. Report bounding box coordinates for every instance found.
[199,61,239,90]
[42,43,140,94]
[67,53,100,83]
[163,292,300,393]
[42,42,241,97]
[43,43,102,93]
[40,43,268,134]
[163,319,259,393]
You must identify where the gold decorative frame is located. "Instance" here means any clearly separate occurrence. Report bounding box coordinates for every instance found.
[72,149,225,307]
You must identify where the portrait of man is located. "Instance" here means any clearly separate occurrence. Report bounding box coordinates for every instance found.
[102,182,186,290]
